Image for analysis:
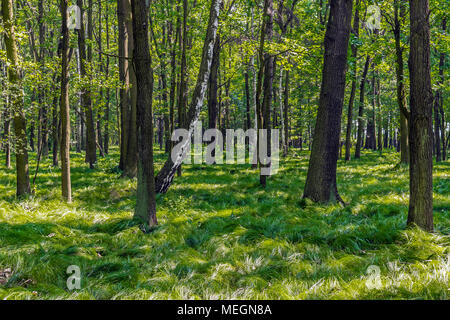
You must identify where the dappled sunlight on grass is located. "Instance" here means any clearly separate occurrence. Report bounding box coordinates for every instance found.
[0,148,448,299]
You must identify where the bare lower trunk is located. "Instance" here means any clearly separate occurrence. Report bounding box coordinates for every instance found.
[407,0,433,232]
[303,0,353,203]
[131,0,157,228]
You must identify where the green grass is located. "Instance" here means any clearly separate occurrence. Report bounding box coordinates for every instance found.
[0,147,448,299]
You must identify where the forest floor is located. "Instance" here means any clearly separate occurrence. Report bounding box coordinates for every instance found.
[0,148,448,299]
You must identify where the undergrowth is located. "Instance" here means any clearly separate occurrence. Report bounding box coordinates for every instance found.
[0,148,448,299]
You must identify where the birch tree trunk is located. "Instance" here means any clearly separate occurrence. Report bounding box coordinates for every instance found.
[154,0,221,194]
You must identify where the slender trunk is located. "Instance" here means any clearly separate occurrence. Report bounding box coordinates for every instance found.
[283,70,290,154]
[168,18,179,153]
[208,35,220,131]
[77,0,96,168]
[438,18,446,160]
[376,77,382,152]
[52,92,59,166]
[2,0,31,196]
[259,0,274,187]
[38,0,48,158]
[59,0,72,202]
[355,55,370,158]
[394,0,409,164]
[345,1,359,161]
[124,0,138,177]
[2,100,11,169]
[97,0,104,158]
[104,1,110,154]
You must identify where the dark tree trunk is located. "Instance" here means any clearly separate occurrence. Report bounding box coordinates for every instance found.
[433,92,441,162]
[77,0,97,169]
[2,99,11,169]
[97,0,104,158]
[59,0,72,202]
[38,0,48,158]
[168,17,179,154]
[244,69,251,131]
[118,0,129,170]
[122,0,138,178]
[259,0,274,187]
[344,0,359,161]
[355,55,370,158]
[52,92,59,167]
[393,0,409,164]
[407,0,433,232]
[365,68,377,150]
[283,70,290,155]
[208,35,220,130]
[376,78,382,151]
[104,1,110,155]
[438,18,446,160]
[303,0,353,203]
[131,0,157,228]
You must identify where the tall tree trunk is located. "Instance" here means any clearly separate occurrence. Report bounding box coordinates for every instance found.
[376,77,382,151]
[59,0,72,202]
[178,0,188,130]
[259,0,274,187]
[433,92,441,161]
[77,0,97,168]
[117,0,138,177]
[283,69,290,154]
[168,17,179,154]
[354,55,370,159]
[345,0,359,161]
[208,35,220,131]
[51,92,59,167]
[124,0,138,177]
[154,0,221,194]
[131,0,157,228]
[303,0,353,203]
[104,0,110,154]
[365,66,376,150]
[118,0,129,170]
[394,0,409,164]
[38,0,48,158]
[97,0,104,158]
[244,67,251,132]
[438,18,446,160]
[407,0,433,232]
[2,98,11,169]
[2,0,31,196]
